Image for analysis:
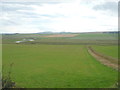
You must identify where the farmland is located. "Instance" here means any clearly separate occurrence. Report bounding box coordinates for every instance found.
[2,33,119,88]
[92,45,119,59]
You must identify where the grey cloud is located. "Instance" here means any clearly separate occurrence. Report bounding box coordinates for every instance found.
[1,0,69,7]
[0,19,19,26]
[2,0,71,3]
[1,2,35,12]
[118,1,120,17]
[1,2,64,19]
[93,2,118,13]
[16,11,41,18]
[16,10,65,19]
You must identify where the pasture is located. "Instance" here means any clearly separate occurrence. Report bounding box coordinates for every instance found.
[93,45,119,59]
[2,33,119,88]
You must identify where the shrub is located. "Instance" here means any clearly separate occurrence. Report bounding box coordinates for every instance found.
[2,63,16,89]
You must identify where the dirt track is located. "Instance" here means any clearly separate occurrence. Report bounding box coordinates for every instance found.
[87,46,118,71]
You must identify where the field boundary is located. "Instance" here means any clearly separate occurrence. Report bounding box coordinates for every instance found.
[17,41,118,45]
[87,46,118,71]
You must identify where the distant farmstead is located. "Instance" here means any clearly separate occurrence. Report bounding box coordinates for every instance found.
[15,38,35,44]
[15,41,22,44]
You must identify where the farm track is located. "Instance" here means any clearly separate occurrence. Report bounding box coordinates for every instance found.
[87,46,119,71]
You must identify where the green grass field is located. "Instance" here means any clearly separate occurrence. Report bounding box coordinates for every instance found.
[93,45,119,59]
[3,44,118,88]
[69,33,118,40]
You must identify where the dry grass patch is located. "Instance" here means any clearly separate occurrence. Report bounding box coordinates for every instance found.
[41,34,79,37]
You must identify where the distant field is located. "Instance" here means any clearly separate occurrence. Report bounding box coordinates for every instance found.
[69,33,118,40]
[93,45,119,59]
[3,44,118,88]
[2,33,118,45]
[41,34,79,37]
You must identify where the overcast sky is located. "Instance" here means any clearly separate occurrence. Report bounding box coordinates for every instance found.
[0,0,118,33]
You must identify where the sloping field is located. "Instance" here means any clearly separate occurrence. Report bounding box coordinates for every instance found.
[3,44,118,88]
[92,45,119,59]
[69,33,118,40]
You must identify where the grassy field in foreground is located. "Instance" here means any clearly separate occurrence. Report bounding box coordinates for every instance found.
[93,45,119,59]
[3,44,118,88]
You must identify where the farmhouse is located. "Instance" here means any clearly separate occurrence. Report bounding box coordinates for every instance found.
[15,41,22,44]
[15,39,35,44]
